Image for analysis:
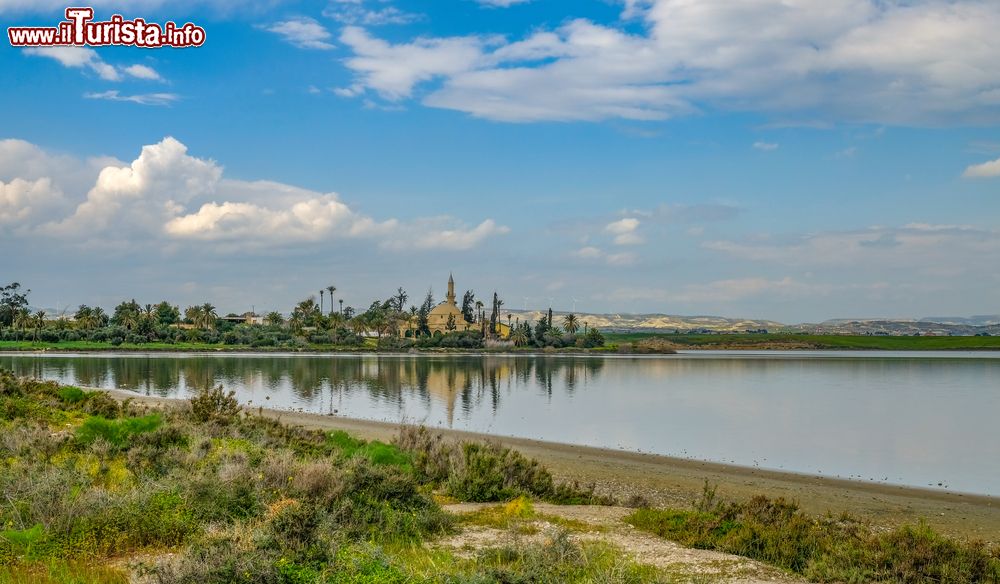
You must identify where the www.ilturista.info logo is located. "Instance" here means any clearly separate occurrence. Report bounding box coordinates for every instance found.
[8,7,205,48]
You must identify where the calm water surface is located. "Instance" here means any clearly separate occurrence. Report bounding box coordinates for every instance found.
[3,351,998,495]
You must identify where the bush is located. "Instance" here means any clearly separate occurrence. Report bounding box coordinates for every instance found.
[626,494,1000,583]
[189,385,240,424]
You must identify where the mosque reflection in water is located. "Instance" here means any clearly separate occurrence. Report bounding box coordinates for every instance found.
[2,355,605,426]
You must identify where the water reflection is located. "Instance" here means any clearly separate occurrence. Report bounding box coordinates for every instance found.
[0,354,605,426]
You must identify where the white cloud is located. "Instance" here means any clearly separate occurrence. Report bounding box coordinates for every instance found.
[25,47,120,81]
[338,0,1000,125]
[572,245,636,266]
[605,217,642,245]
[24,47,165,83]
[962,157,1000,178]
[753,141,779,151]
[84,90,179,106]
[0,177,63,226]
[265,17,335,50]
[122,64,162,81]
[3,137,508,253]
[340,26,492,100]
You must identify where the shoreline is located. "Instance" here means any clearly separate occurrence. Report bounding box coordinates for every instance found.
[106,388,1000,543]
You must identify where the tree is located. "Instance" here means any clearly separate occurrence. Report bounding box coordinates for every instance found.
[563,313,579,334]
[264,311,284,327]
[511,327,528,347]
[113,300,141,330]
[446,312,457,332]
[417,290,433,337]
[291,298,320,328]
[200,303,218,330]
[32,310,45,341]
[338,299,344,315]
[13,308,31,331]
[474,300,484,324]
[461,291,476,323]
[155,301,180,326]
[395,287,408,313]
[0,283,30,329]
[319,289,325,314]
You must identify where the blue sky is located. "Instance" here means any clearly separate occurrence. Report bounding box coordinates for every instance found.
[1,0,998,323]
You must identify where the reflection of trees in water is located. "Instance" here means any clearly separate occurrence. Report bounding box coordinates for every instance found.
[2,355,607,426]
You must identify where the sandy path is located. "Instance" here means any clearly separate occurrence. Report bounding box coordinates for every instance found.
[108,389,1000,543]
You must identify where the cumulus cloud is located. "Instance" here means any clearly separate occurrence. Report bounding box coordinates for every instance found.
[962,157,1000,178]
[2,137,508,253]
[338,0,1000,125]
[0,177,63,226]
[264,17,336,50]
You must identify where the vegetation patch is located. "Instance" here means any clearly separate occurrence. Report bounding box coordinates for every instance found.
[75,414,163,449]
[626,487,1000,583]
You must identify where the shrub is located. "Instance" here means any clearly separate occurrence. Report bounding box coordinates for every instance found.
[626,494,1000,584]
[189,385,240,424]
[82,392,122,418]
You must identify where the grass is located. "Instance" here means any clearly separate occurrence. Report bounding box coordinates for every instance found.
[604,332,1000,351]
[0,368,646,582]
[626,487,1000,583]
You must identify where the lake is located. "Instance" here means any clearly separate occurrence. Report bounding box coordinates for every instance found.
[3,351,998,495]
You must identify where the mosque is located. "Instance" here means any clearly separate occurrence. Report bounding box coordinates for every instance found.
[421,274,510,338]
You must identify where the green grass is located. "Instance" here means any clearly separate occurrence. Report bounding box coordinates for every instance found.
[75,414,163,448]
[603,332,1000,351]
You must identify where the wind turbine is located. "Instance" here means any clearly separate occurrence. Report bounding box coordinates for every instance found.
[571,297,579,313]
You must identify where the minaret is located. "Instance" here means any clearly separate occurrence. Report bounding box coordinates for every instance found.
[447,273,456,306]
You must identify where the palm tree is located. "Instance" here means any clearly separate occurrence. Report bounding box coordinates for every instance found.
[475,300,484,323]
[264,311,284,327]
[338,299,343,315]
[511,327,528,347]
[32,310,45,341]
[92,307,108,328]
[200,303,218,330]
[327,285,337,315]
[14,308,31,331]
[563,313,579,334]
[319,289,325,314]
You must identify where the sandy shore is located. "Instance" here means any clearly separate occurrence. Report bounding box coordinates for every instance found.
[108,389,1000,543]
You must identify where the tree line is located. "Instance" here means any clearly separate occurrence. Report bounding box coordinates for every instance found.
[0,281,604,350]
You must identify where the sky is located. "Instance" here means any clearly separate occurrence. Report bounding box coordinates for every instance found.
[1,0,998,323]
